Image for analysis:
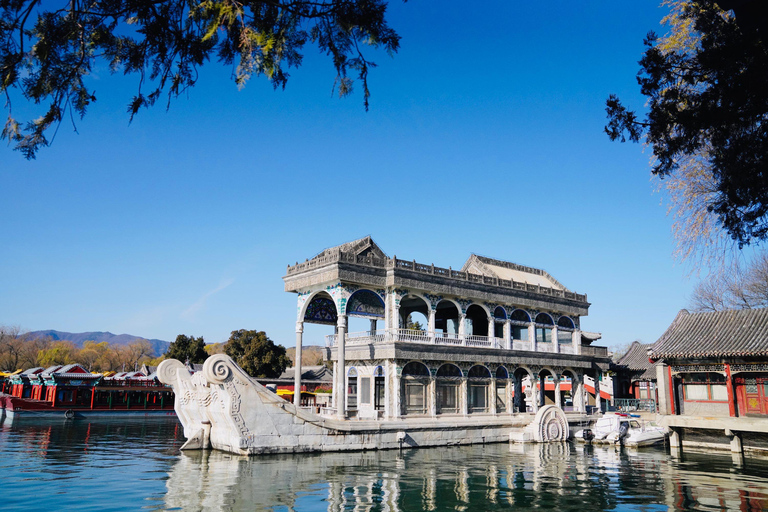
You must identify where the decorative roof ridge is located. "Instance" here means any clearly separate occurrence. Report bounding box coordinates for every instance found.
[463,254,569,291]
[305,235,388,262]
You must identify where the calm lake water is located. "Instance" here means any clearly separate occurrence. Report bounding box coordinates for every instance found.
[2,414,768,511]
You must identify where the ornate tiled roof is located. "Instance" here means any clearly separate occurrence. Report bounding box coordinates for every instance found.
[309,236,387,262]
[279,366,333,382]
[651,308,768,359]
[616,341,658,380]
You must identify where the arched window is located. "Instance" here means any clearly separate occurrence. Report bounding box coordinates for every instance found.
[495,366,509,413]
[436,364,462,414]
[468,365,491,413]
[556,316,574,345]
[374,366,385,411]
[347,367,358,410]
[510,309,530,341]
[401,362,429,415]
[535,313,553,344]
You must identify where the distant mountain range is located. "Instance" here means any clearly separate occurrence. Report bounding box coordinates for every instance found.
[26,330,170,357]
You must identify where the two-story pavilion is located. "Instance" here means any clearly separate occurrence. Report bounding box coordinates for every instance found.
[284,237,610,420]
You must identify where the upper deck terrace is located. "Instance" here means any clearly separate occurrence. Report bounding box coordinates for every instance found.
[325,328,608,358]
[285,247,589,315]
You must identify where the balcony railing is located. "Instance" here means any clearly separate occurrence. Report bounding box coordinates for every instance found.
[286,250,588,303]
[324,329,608,356]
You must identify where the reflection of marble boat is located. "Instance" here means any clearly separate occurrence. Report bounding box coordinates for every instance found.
[158,355,572,455]
[576,413,667,447]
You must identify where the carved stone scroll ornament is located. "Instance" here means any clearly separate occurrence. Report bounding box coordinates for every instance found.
[204,354,234,385]
[157,359,209,448]
[531,405,569,442]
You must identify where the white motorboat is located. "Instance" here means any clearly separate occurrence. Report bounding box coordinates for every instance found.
[577,412,667,447]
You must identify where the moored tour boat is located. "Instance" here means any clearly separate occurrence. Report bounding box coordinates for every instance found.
[0,364,175,418]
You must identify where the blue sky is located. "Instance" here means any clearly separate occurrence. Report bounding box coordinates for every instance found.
[2,1,696,353]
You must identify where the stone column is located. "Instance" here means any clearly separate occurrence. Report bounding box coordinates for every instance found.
[460,377,468,416]
[504,320,511,350]
[337,315,347,419]
[459,313,467,346]
[576,374,585,413]
[294,321,304,407]
[594,370,602,413]
[572,330,581,355]
[655,363,672,415]
[726,428,743,454]
[429,375,437,417]
[552,326,559,354]
[488,318,495,345]
[530,374,539,413]
[391,360,401,419]
[332,360,339,411]
[529,321,536,352]
[506,379,513,414]
[384,363,391,419]
[554,375,561,408]
[428,309,436,343]
[490,377,497,414]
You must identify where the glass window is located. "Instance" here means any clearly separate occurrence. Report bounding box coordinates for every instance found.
[683,373,728,401]
[437,383,458,413]
[512,326,528,341]
[684,384,709,400]
[405,382,426,414]
[348,377,358,409]
[469,383,487,412]
[374,376,385,410]
[496,383,506,412]
[711,384,728,401]
[535,327,551,343]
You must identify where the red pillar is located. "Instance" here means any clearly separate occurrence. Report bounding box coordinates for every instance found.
[725,363,737,417]
[90,387,96,409]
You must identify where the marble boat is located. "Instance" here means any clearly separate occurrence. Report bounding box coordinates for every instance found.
[157,355,572,455]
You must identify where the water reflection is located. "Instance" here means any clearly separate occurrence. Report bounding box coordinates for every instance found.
[164,441,768,512]
[2,413,767,512]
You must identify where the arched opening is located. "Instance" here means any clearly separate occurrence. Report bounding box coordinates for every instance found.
[436,364,462,414]
[513,368,530,413]
[535,313,554,344]
[466,304,489,337]
[538,368,556,407]
[496,366,509,413]
[303,292,338,325]
[347,367,358,411]
[374,366,386,411]
[401,361,429,415]
[493,307,506,339]
[399,295,429,331]
[510,309,530,342]
[346,289,385,334]
[561,370,577,411]
[468,365,491,413]
[302,292,340,349]
[435,300,460,340]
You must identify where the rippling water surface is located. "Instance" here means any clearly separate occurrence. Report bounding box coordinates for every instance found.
[2,414,768,511]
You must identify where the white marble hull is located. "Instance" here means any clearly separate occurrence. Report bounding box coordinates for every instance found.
[157,355,569,456]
